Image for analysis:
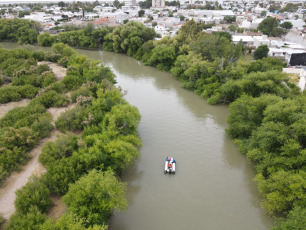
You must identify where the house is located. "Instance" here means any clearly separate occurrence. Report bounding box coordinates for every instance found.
[253,35,270,47]
[298,68,306,91]
[232,35,254,46]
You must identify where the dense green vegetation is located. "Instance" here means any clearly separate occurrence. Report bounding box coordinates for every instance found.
[2,43,141,229]
[227,94,306,218]
[1,18,305,228]
[0,48,58,104]
[0,19,41,44]
[257,17,286,37]
[0,47,71,184]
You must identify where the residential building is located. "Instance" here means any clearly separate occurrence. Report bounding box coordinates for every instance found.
[152,0,165,8]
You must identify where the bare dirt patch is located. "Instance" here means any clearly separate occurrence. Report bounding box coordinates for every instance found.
[0,99,31,119]
[37,61,67,80]
[48,196,67,220]
[48,104,75,125]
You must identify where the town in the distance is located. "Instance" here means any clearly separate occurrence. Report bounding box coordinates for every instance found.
[0,0,305,90]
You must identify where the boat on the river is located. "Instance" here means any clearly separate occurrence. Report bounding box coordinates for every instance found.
[164,157,176,174]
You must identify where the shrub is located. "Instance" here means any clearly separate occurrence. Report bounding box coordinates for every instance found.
[0,86,21,103]
[48,81,66,93]
[37,64,51,74]
[6,206,48,230]
[62,74,85,90]
[32,51,45,61]
[0,213,5,226]
[55,105,89,132]
[15,176,52,214]
[0,104,46,128]
[39,71,57,87]
[44,53,61,62]
[39,133,79,168]
[18,85,39,98]
[30,90,69,108]
[70,86,92,103]
[63,170,127,227]
[58,56,69,68]
[30,112,53,138]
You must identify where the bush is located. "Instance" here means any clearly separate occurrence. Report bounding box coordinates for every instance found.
[32,51,45,61]
[0,86,22,103]
[63,170,127,227]
[70,86,92,103]
[58,56,69,68]
[48,81,66,93]
[6,206,48,230]
[39,133,79,168]
[30,112,53,138]
[37,64,51,74]
[18,85,39,98]
[0,75,3,86]
[30,90,69,108]
[55,105,89,132]
[39,71,57,87]
[0,213,5,226]
[15,176,52,214]
[62,74,85,90]
[0,104,46,128]
[44,53,61,62]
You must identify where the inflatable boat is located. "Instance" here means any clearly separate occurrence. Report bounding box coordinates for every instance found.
[164,157,176,174]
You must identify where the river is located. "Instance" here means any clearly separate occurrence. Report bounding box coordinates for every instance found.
[0,42,272,229]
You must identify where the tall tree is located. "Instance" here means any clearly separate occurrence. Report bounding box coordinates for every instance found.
[254,44,269,60]
[258,17,279,36]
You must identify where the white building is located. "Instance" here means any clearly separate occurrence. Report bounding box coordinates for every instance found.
[152,0,165,8]
[253,35,270,48]
[232,35,254,46]
[298,68,306,91]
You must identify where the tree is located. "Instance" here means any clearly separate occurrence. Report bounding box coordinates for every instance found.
[224,16,236,23]
[260,11,266,17]
[139,0,152,9]
[254,44,269,60]
[269,4,281,13]
[63,169,127,226]
[18,11,30,18]
[37,32,56,46]
[280,3,301,13]
[179,15,185,21]
[258,17,279,36]
[113,0,120,8]
[58,1,66,7]
[228,24,237,32]
[179,19,202,41]
[146,44,176,71]
[138,9,145,17]
[280,21,293,30]
[271,206,306,230]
